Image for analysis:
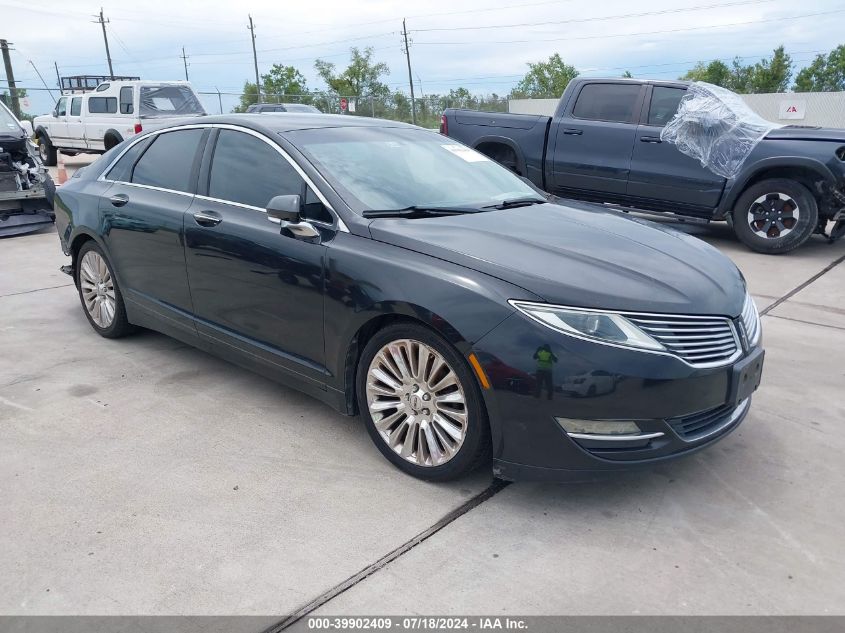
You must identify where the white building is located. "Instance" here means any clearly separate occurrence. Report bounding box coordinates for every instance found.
[508,91,845,128]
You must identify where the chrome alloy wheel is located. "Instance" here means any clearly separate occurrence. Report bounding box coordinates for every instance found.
[79,251,116,328]
[365,339,468,467]
[748,192,800,239]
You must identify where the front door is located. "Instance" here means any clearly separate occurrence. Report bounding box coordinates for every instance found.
[184,128,330,384]
[99,127,207,335]
[627,85,726,211]
[549,82,644,198]
[65,97,86,149]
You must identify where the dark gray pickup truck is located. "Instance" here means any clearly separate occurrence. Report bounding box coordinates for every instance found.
[442,77,845,254]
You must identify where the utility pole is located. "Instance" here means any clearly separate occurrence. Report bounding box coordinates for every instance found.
[180,47,190,81]
[248,15,261,103]
[94,8,114,79]
[401,19,417,125]
[54,61,61,91]
[29,60,57,104]
[0,39,20,118]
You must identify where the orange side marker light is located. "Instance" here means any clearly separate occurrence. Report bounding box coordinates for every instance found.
[468,353,491,390]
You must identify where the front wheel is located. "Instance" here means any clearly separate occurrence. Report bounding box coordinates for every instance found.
[37,135,57,166]
[356,323,491,481]
[731,178,818,254]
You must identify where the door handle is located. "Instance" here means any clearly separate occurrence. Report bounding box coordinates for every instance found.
[193,211,222,227]
[640,136,662,143]
[562,128,583,135]
[109,194,129,207]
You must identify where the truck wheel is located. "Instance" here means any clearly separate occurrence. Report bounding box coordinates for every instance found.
[731,179,818,254]
[37,135,57,166]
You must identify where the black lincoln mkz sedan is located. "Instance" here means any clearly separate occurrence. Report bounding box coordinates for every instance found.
[53,114,764,481]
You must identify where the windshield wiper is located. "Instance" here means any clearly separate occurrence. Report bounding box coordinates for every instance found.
[363,205,483,218]
[482,197,547,210]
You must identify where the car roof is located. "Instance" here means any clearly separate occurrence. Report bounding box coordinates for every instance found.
[197,113,419,133]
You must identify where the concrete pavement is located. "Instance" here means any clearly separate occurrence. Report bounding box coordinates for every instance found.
[1,221,844,617]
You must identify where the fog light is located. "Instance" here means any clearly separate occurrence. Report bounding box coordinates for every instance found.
[556,418,641,436]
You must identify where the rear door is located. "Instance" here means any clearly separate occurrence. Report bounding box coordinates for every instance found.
[100,127,207,336]
[548,82,644,197]
[627,84,726,211]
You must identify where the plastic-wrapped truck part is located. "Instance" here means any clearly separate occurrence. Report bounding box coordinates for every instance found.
[660,82,782,179]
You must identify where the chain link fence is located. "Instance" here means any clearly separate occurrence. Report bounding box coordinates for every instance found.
[196,91,509,128]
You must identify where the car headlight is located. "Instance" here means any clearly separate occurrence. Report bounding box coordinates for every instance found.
[509,300,665,351]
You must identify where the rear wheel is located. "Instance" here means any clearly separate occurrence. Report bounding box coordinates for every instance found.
[732,178,818,254]
[76,242,134,338]
[37,134,57,166]
[356,323,491,481]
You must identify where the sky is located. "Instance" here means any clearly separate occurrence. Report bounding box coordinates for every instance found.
[2,0,844,116]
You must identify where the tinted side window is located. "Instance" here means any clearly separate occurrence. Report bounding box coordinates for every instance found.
[648,86,685,126]
[70,98,82,117]
[106,139,150,183]
[88,97,118,114]
[132,129,204,193]
[119,87,134,114]
[572,84,641,123]
[56,98,67,117]
[208,130,303,208]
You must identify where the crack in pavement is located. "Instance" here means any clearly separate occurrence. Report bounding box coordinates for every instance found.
[262,479,511,632]
[760,253,845,316]
[0,283,74,298]
[764,313,845,332]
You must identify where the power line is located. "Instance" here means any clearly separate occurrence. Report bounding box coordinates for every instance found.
[412,8,845,46]
[412,0,777,32]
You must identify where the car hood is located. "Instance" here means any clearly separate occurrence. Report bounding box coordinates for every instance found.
[368,201,746,316]
[765,126,845,142]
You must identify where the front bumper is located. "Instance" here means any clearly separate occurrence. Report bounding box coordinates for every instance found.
[473,312,763,481]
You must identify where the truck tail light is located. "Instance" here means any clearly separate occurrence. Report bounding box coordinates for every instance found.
[440,114,448,136]
[133,122,143,134]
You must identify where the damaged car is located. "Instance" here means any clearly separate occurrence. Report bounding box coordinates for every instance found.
[0,100,55,237]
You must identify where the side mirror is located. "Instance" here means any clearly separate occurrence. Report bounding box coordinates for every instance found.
[20,120,34,137]
[266,194,301,223]
[266,194,320,240]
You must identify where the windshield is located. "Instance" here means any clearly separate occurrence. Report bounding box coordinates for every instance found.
[139,85,206,118]
[289,127,540,213]
[0,101,22,132]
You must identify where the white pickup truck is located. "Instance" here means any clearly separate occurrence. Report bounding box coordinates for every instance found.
[33,80,206,165]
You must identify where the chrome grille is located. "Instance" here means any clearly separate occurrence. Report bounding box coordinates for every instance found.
[740,294,760,347]
[623,313,740,367]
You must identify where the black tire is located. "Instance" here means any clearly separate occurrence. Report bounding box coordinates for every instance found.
[356,322,492,481]
[75,241,134,339]
[732,178,818,254]
[37,134,57,166]
[104,134,122,150]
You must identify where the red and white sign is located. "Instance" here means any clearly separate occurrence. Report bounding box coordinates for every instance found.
[339,97,348,112]
[778,100,806,120]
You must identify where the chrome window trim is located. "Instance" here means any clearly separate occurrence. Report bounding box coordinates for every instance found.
[508,299,743,369]
[97,122,348,233]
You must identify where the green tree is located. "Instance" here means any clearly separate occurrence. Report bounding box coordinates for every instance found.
[510,53,578,98]
[314,47,390,114]
[681,60,735,88]
[233,64,310,112]
[622,70,633,78]
[794,44,845,91]
[681,46,792,93]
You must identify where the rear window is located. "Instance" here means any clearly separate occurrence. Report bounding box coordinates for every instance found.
[70,98,82,117]
[139,86,205,117]
[647,86,685,126]
[572,83,641,123]
[131,129,204,192]
[88,97,118,114]
[119,87,134,114]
